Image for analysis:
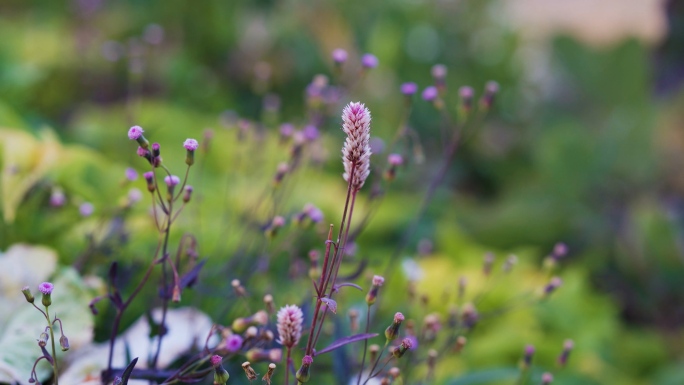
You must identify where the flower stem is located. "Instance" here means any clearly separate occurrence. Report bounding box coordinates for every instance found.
[45,307,59,385]
[356,305,372,385]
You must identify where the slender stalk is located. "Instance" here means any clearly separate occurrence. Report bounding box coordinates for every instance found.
[152,198,173,369]
[45,307,59,385]
[356,305,372,385]
[362,341,388,385]
[285,346,293,385]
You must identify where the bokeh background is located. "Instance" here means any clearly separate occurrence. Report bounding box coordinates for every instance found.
[1,0,683,384]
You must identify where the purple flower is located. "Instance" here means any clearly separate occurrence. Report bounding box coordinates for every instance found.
[361,53,379,69]
[210,355,223,368]
[80,202,94,217]
[422,86,438,101]
[431,64,447,80]
[50,190,66,207]
[331,48,348,64]
[372,275,385,286]
[164,175,180,187]
[400,82,418,96]
[279,123,294,138]
[128,126,144,140]
[183,138,199,151]
[125,167,138,181]
[303,125,319,141]
[276,304,304,348]
[128,188,143,204]
[225,334,244,353]
[143,171,154,181]
[136,146,148,157]
[302,355,313,365]
[38,282,54,295]
[388,154,403,166]
[304,204,324,223]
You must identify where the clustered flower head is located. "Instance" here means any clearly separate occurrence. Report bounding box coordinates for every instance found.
[276,304,304,348]
[341,102,372,191]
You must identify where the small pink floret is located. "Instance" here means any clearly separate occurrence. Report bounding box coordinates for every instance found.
[388,154,403,166]
[394,312,405,323]
[38,282,54,295]
[302,355,313,365]
[183,138,199,151]
[210,354,223,367]
[128,126,144,140]
[164,175,180,187]
[372,275,385,286]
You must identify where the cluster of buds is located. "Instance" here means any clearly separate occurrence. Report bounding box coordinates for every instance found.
[232,310,268,333]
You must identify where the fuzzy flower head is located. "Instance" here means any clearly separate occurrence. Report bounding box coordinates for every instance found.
[225,334,244,353]
[332,48,348,64]
[361,53,379,69]
[183,138,199,151]
[38,282,54,295]
[422,86,438,101]
[164,175,180,187]
[341,102,372,191]
[276,304,304,348]
[372,275,385,286]
[128,125,144,140]
[401,82,418,96]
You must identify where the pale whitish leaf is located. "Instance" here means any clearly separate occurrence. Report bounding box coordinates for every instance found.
[59,307,213,385]
[1,128,62,223]
[0,267,94,385]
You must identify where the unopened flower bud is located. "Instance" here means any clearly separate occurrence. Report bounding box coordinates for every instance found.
[211,355,230,385]
[38,332,48,347]
[544,277,563,296]
[454,336,467,353]
[233,310,268,333]
[273,162,289,186]
[296,355,313,383]
[427,349,438,374]
[459,86,474,114]
[392,338,413,358]
[401,82,418,96]
[542,372,553,385]
[183,138,198,166]
[458,276,467,299]
[385,153,404,181]
[361,53,379,69]
[348,309,359,333]
[182,185,193,203]
[558,339,574,366]
[263,294,275,314]
[232,279,247,297]
[164,175,180,200]
[59,335,69,351]
[366,275,385,305]
[143,171,155,193]
[503,254,518,272]
[128,126,149,149]
[245,326,258,339]
[262,363,276,385]
[480,81,499,110]
[21,286,34,303]
[385,312,404,341]
[461,303,478,329]
[369,344,380,363]
[38,282,53,307]
[523,344,535,367]
[422,86,438,102]
[483,252,495,276]
[332,48,347,65]
[151,142,161,158]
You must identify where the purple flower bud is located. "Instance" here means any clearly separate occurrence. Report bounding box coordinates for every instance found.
[302,355,313,365]
[400,82,418,96]
[331,48,348,64]
[152,142,161,157]
[280,123,295,138]
[183,138,199,151]
[50,189,66,207]
[164,175,180,187]
[125,167,138,181]
[211,355,223,367]
[431,64,447,80]
[128,126,144,140]
[523,344,535,366]
[388,154,403,166]
[225,334,244,353]
[303,125,319,141]
[361,53,379,69]
[80,202,94,217]
[136,146,148,157]
[542,372,553,385]
[422,86,438,101]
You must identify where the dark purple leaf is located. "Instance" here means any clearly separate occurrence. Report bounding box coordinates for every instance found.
[320,298,337,314]
[333,282,363,293]
[315,333,378,356]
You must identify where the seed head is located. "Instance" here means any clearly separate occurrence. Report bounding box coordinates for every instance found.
[276,304,304,348]
[341,102,372,191]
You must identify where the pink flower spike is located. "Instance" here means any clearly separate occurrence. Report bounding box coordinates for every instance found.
[341,102,372,191]
[276,304,304,348]
[183,138,199,151]
[128,126,144,140]
[372,275,385,286]
[210,355,223,367]
[164,175,180,187]
[38,282,54,295]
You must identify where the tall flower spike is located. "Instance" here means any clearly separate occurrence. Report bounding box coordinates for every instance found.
[341,102,372,191]
[276,305,304,348]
